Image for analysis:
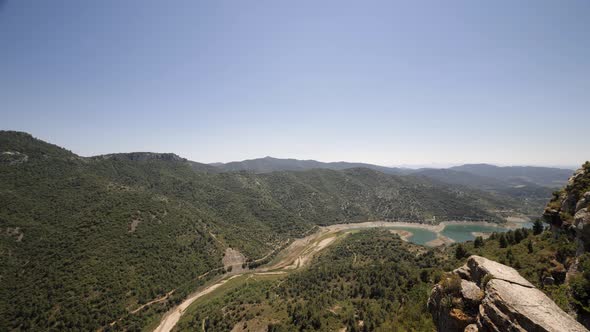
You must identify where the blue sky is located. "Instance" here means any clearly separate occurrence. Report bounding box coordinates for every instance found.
[1,1,588,167]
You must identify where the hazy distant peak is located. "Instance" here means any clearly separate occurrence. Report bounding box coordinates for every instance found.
[212,156,408,175]
[450,163,573,187]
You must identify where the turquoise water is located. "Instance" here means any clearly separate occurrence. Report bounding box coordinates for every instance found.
[440,224,507,243]
[385,222,532,246]
[387,226,438,246]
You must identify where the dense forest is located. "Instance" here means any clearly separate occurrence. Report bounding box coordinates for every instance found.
[0,131,574,331]
[175,222,589,331]
[176,230,439,331]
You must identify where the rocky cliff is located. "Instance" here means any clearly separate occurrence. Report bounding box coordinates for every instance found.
[428,255,588,332]
[543,162,590,253]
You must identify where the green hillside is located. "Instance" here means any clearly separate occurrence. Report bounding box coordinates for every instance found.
[0,131,536,330]
[176,229,439,332]
[173,225,578,331]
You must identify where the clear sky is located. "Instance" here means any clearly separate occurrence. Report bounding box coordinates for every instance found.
[1,1,588,167]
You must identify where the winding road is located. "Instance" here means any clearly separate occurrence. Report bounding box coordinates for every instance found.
[152,220,512,332]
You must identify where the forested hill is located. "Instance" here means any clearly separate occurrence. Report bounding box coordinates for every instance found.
[212,157,572,189]
[213,157,572,214]
[450,163,573,187]
[212,156,410,174]
[0,131,529,330]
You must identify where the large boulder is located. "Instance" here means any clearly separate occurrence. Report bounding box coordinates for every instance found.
[481,278,583,332]
[429,255,588,332]
[465,256,533,288]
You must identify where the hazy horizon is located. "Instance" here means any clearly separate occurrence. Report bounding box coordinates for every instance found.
[5,129,581,169]
[2,1,589,167]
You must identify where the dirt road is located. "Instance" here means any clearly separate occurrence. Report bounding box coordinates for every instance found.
[152,220,511,332]
[153,275,240,332]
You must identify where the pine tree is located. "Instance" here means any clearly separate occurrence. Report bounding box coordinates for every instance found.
[533,219,544,235]
[514,229,524,244]
[499,234,508,248]
[455,244,467,259]
[474,236,484,248]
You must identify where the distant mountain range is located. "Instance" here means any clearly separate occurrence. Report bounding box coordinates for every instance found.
[448,163,572,187]
[0,131,580,330]
[211,156,411,175]
[2,131,534,330]
[212,156,572,187]
[210,157,574,214]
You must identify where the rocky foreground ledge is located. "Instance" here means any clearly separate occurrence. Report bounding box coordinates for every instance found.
[428,255,588,332]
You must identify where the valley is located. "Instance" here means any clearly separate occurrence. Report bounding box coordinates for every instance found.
[151,219,531,332]
[4,2,588,330]
[0,131,585,331]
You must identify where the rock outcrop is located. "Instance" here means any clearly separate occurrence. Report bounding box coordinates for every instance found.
[0,151,29,165]
[93,152,186,162]
[428,255,588,332]
[543,162,590,252]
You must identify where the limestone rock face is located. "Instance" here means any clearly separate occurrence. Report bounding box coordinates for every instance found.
[95,152,186,162]
[0,151,29,165]
[428,255,588,332]
[575,208,590,227]
[460,280,484,307]
[466,255,533,288]
[482,279,583,332]
[543,163,590,250]
[428,282,477,331]
[575,192,590,212]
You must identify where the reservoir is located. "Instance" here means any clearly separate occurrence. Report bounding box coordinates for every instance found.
[387,226,438,246]
[386,222,531,246]
[440,224,508,243]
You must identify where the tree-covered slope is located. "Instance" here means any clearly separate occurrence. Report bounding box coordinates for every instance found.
[413,168,555,214]
[176,229,440,332]
[0,131,531,330]
[0,133,226,330]
[211,156,408,174]
[214,158,571,216]
[450,163,573,188]
[172,222,589,331]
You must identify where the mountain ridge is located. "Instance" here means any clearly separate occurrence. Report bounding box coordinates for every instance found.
[212,155,411,175]
[211,156,573,186]
[1,131,534,330]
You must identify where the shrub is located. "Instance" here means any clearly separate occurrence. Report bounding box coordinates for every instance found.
[441,273,462,297]
[474,236,484,248]
[533,218,543,235]
[499,234,508,248]
[455,244,468,259]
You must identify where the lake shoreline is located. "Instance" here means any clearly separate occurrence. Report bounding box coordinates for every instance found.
[322,219,528,233]
[320,219,531,246]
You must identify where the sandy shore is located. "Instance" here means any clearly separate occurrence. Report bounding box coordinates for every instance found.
[389,229,413,241]
[322,219,521,234]
[322,219,529,247]
[425,235,455,247]
[152,218,528,332]
[323,221,446,233]
[472,232,492,239]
